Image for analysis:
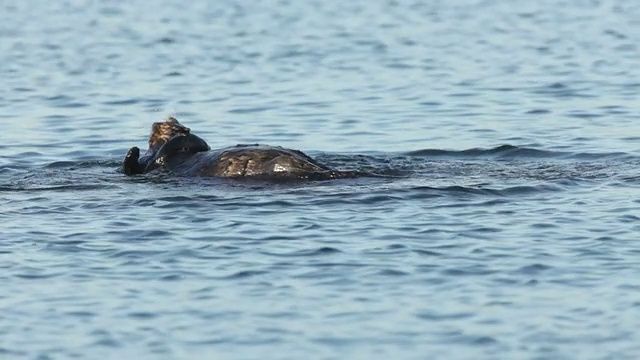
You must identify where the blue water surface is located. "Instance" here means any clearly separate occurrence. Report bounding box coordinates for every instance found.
[2,0,640,359]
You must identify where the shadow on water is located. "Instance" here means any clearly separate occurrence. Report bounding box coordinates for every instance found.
[1,145,638,198]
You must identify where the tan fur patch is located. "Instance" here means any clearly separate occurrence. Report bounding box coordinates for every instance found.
[148,117,191,150]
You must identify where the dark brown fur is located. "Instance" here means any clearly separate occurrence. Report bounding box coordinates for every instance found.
[122,117,195,175]
[147,116,191,151]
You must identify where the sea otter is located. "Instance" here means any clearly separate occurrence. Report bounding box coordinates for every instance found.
[122,117,363,180]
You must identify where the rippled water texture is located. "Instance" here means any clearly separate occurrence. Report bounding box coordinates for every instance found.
[2,0,640,359]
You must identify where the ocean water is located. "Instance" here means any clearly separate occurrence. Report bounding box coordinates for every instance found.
[2,0,640,359]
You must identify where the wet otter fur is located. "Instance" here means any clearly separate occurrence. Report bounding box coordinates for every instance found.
[123,117,363,180]
[123,117,209,175]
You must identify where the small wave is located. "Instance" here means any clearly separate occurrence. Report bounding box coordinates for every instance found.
[260,247,342,257]
[44,159,118,169]
[218,270,268,280]
[0,184,117,192]
[100,98,141,106]
[399,183,565,198]
[406,145,562,158]
[405,144,631,160]
[44,161,79,169]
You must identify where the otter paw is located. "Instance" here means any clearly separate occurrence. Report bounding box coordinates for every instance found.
[123,147,142,175]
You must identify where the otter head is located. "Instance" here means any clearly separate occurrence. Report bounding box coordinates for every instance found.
[123,116,209,175]
[148,116,191,151]
[135,116,193,170]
